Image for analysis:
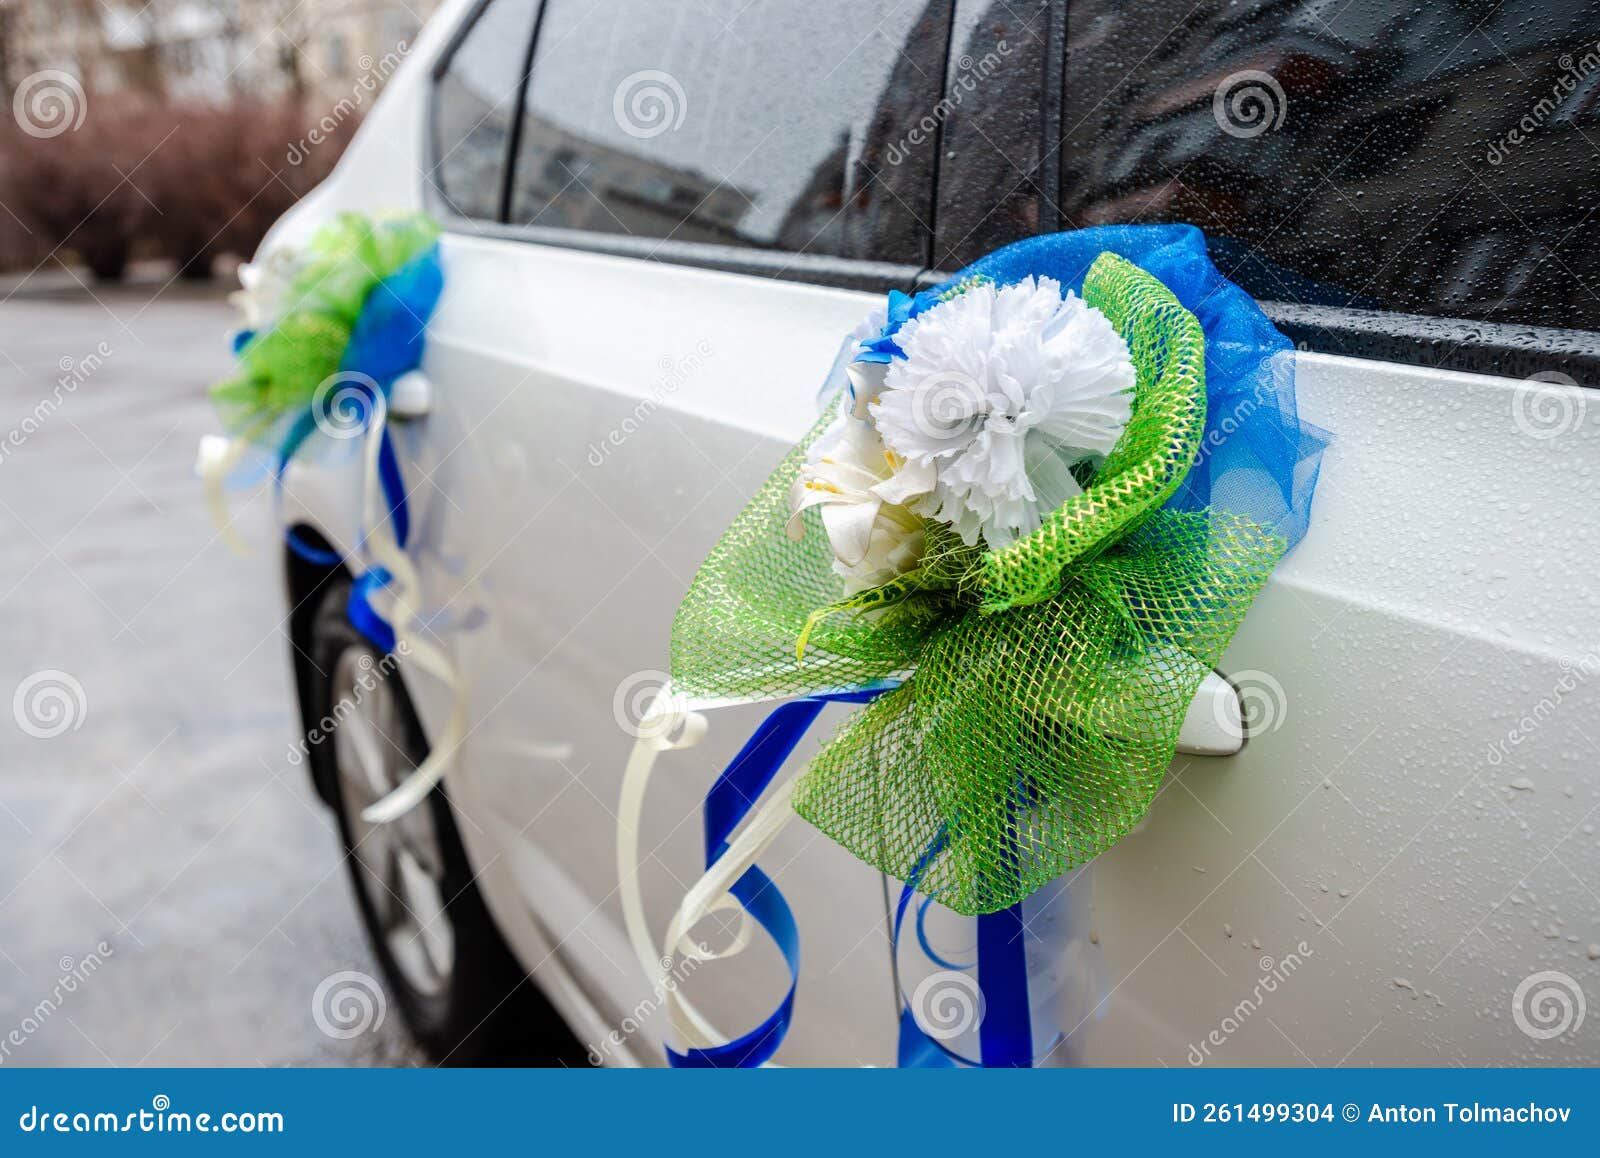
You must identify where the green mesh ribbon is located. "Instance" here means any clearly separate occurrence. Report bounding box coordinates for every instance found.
[671,253,1286,916]
[209,212,440,445]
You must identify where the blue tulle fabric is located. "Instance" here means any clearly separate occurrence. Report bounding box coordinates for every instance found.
[274,244,445,470]
[338,246,445,393]
[870,224,1329,554]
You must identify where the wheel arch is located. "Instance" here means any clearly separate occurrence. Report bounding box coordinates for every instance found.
[284,522,352,807]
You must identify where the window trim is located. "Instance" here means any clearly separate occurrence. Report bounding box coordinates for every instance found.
[1043,0,1600,384]
[1040,0,1067,234]
[427,0,536,226]
[496,0,549,224]
[1261,302,1600,385]
[929,0,1059,270]
[425,0,942,295]
[907,258,1600,382]
[430,214,929,294]
[426,0,1600,383]
[428,0,501,85]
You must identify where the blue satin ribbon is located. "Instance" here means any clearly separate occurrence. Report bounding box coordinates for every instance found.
[856,289,922,363]
[667,687,886,1068]
[675,684,1033,1068]
[271,245,442,650]
[288,371,409,654]
[284,526,344,568]
[892,832,1034,1068]
[342,416,410,655]
[975,903,1033,1066]
[284,411,408,655]
[347,567,397,655]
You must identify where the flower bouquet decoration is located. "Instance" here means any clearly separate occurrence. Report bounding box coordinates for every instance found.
[618,224,1327,1067]
[210,213,440,461]
[202,211,457,822]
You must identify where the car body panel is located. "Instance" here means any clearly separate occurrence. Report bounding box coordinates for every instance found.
[1081,355,1600,1066]
[270,0,1600,1065]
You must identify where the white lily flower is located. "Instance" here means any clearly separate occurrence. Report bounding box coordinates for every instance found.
[871,276,1135,550]
[845,359,888,421]
[788,405,929,595]
[842,305,890,419]
[228,247,300,331]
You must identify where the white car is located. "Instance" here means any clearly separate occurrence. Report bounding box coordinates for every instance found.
[263,0,1600,1066]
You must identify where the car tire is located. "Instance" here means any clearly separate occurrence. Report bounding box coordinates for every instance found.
[304,578,586,1066]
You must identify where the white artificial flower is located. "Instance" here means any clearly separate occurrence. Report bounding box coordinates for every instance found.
[846,358,888,421]
[871,276,1135,550]
[840,305,890,420]
[228,247,300,331]
[788,404,930,595]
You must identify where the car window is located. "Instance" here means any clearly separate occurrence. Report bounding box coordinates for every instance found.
[431,0,542,222]
[1059,1,1600,334]
[931,0,1056,272]
[505,0,952,266]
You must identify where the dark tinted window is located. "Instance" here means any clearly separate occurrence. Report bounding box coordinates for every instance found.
[507,0,952,265]
[1061,2,1600,332]
[431,0,541,221]
[932,0,1054,271]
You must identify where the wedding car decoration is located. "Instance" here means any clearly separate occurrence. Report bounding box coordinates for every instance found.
[618,224,1328,1068]
[200,212,458,823]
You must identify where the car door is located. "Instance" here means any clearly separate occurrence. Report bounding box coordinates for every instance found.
[930,0,1600,1064]
[414,0,956,1064]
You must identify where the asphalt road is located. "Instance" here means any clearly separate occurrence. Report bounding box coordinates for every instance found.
[0,270,427,1066]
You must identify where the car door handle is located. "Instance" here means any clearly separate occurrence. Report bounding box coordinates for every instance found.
[1178,671,1244,756]
[387,369,432,419]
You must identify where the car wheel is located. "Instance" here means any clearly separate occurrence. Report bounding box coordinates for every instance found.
[304,578,586,1065]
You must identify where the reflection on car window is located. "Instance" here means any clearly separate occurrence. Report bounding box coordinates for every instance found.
[932,0,1053,272]
[508,0,951,265]
[432,0,541,222]
[1062,1,1600,331]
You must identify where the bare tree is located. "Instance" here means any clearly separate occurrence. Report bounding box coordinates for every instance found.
[249,0,320,103]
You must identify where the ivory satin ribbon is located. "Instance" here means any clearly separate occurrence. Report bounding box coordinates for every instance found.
[197,390,467,825]
[616,688,804,1059]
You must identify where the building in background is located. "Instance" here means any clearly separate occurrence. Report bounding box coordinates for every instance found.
[0,0,441,104]
[0,0,442,276]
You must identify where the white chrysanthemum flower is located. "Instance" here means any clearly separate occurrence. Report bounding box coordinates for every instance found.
[871,276,1135,550]
[788,406,931,595]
